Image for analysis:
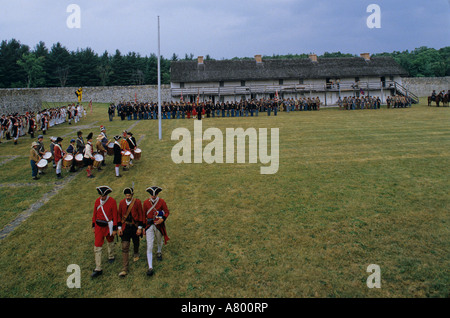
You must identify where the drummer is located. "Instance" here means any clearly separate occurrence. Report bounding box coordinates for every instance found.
[37,135,45,156]
[83,132,95,178]
[50,136,57,168]
[76,131,85,155]
[54,137,65,179]
[120,131,130,152]
[66,139,77,172]
[30,141,42,180]
[95,134,106,171]
[113,135,122,178]
[99,126,108,167]
[126,131,137,167]
[120,131,131,171]
[37,135,46,175]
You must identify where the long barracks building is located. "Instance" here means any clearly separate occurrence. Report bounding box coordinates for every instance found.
[170,53,418,105]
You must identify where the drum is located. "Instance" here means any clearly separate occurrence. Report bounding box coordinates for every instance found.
[43,151,53,161]
[121,151,131,167]
[134,148,141,160]
[107,142,114,156]
[37,159,48,170]
[93,154,104,168]
[75,154,84,168]
[63,154,73,169]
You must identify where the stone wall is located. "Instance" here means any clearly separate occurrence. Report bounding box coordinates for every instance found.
[0,84,172,115]
[0,88,43,115]
[401,77,450,97]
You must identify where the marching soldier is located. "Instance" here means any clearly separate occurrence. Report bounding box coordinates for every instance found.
[28,113,36,138]
[117,187,144,277]
[143,186,170,277]
[91,186,118,278]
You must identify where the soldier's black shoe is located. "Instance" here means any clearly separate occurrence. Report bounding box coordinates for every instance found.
[108,258,115,264]
[91,270,103,278]
[157,253,162,261]
[147,268,154,276]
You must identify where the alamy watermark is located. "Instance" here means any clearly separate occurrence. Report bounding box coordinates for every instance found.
[366,264,381,288]
[171,121,279,175]
[65,4,380,30]
[66,264,81,288]
[366,4,381,29]
[66,4,81,29]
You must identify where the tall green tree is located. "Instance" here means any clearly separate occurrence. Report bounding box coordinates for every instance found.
[69,47,99,87]
[46,42,71,87]
[97,50,113,86]
[16,52,46,88]
[0,39,29,88]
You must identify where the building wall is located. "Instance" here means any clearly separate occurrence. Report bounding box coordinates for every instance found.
[171,76,402,105]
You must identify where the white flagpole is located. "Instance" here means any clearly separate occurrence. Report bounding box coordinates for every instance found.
[157,15,162,140]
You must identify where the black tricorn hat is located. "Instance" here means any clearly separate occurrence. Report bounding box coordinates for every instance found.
[113,135,121,141]
[146,186,162,196]
[96,186,112,196]
[123,187,134,195]
[56,137,63,142]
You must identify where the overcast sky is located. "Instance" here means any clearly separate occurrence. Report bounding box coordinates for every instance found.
[0,0,449,59]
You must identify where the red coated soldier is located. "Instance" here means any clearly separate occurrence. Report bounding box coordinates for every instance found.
[143,186,170,276]
[91,186,118,278]
[117,187,144,277]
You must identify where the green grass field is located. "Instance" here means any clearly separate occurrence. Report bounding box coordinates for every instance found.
[0,99,448,298]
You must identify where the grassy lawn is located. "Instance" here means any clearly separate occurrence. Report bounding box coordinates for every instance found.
[0,99,448,298]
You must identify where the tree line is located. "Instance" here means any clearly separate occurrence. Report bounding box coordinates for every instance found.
[0,38,449,89]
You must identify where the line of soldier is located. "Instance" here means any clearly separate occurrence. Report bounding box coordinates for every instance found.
[91,185,170,278]
[1,104,86,146]
[336,95,411,110]
[109,97,323,121]
[338,96,382,110]
[386,95,412,108]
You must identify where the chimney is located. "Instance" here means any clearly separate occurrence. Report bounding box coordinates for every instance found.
[255,54,262,64]
[309,54,318,63]
[198,56,204,65]
[360,53,370,61]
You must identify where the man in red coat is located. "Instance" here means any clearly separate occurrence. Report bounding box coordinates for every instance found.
[54,137,64,179]
[117,187,144,277]
[91,186,118,278]
[143,186,170,276]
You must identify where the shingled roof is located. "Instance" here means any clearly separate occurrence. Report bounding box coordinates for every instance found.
[170,56,409,83]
